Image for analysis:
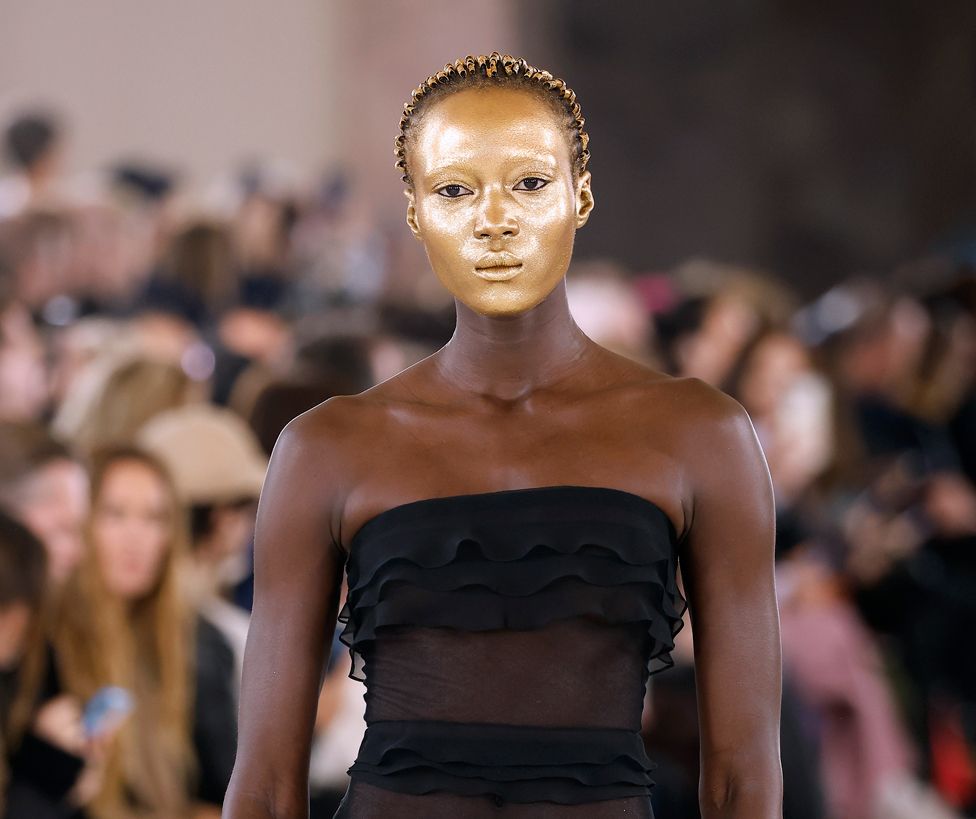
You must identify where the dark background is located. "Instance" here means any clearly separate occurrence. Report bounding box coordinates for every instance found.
[524,0,976,295]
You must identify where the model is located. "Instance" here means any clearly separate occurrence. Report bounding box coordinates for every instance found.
[223,53,782,819]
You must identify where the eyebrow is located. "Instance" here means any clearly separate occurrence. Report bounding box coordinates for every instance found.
[425,153,560,177]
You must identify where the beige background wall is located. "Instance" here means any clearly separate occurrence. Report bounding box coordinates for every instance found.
[0,0,340,180]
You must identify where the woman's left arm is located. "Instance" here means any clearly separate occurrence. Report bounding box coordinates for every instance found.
[678,381,783,819]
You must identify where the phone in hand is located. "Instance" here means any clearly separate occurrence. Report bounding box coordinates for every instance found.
[82,686,133,740]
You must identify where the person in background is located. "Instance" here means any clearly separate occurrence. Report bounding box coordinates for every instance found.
[61,356,197,458]
[0,281,49,424]
[0,110,65,219]
[137,404,267,808]
[137,403,266,690]
[0,426,104,819]
[0,423,89,591]
[51,445,229,818]
[1,210,78,318]
[0,509,111,819]
[243,334,375,457]
[731,326,960,819]
[138,221,236,331]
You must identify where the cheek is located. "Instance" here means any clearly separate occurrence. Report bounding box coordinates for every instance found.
[517,204,577,278]
[129,520,171,580]
[417,206,467,260]
[92,514,124,556]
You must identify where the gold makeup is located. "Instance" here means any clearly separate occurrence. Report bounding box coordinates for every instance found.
[405,86,593,318]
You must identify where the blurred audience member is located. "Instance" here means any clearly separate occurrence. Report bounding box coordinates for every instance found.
[1,210,77,318]
[51,445,229,817]
[137,405,266,696]
[244,334,374,456]
[0,510,81,819]
[0,508,109,819]
[139,221,235,331]
[659,260,795,388]
[61,355,197,457]
[0,423,89,588]
[565,260,656,365]
[0,293,49,423]
[0,110,65,219]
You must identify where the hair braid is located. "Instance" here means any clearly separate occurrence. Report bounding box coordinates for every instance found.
[395,52,590,187]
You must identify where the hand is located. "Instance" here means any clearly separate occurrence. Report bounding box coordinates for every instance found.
[67,734,111,808]
[31,695,85,755]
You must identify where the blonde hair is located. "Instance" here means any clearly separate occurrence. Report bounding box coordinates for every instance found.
[71,357,194,457]
[395,52,590,187]
[53,445,195,818]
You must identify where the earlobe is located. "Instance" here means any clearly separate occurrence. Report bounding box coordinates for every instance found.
[576,172,594,228]
[404,189,422,240]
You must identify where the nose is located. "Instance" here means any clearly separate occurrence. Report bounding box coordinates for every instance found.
[474,187,519,240]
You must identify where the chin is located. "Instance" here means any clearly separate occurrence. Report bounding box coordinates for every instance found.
[461,294,545,318]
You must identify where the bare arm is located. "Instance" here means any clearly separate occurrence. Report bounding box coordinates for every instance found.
[679,382,783,818]
[223,409,348,819]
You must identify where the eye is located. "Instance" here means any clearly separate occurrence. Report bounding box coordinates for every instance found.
[436,183,473,198]
[514,177,549,192]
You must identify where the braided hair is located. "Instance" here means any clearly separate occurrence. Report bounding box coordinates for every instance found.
[395,52,590,187]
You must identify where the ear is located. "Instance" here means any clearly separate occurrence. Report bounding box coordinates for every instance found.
[575,171,594,228]
[404,188,422,240]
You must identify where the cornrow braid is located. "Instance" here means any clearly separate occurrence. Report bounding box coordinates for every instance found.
[394,52,590,187]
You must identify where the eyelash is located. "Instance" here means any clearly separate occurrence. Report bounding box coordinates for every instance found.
[435,177,550,198]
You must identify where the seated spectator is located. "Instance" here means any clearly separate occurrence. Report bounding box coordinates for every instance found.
[58,354,198,457]
[137,405,267,805]
[51,445,231,817]
[137,403,267,691]
[0,423,89,590]
[0,510,95,819]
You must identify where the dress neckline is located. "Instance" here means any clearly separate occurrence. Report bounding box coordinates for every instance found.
[346,484,680,553]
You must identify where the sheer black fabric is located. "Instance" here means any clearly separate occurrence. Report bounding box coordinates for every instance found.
[334,485,686,818]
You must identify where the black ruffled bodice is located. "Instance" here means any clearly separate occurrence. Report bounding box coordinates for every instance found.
[334,485,687,818]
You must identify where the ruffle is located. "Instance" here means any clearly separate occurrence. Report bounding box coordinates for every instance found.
[347,718,656,805]
[337,485,688,683]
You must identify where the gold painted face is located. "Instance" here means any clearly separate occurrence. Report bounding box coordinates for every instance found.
[404,86,594,317]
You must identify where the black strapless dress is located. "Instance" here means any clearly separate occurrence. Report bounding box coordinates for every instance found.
[332,484,687,818]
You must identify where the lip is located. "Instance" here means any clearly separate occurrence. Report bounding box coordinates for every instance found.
[474,265,522,281]
[475,253,523,281]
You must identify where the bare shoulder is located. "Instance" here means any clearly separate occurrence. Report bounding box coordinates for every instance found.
[596,348,748,432]
[273,369,421,474]
[666,374,751,427]
[278,392,372,454]
[647,375,762,472]
[665,378,774,554]
[261,382,414,549]
[598,361,766,521]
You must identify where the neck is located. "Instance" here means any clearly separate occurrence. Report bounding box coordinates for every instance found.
[434,279,591,403]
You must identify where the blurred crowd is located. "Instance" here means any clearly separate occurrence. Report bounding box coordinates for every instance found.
[0,108,974,819]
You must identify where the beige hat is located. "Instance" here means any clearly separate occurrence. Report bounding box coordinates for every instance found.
[136,403,267,505]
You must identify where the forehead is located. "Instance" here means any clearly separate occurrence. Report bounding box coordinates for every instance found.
[409,86,571,176]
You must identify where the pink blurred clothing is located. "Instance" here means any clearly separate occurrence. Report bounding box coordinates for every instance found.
[780,588,916,819]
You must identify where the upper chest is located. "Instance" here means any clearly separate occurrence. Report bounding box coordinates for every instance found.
[335,380,692,550]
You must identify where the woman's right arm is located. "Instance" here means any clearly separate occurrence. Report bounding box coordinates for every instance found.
[222,409,349,819]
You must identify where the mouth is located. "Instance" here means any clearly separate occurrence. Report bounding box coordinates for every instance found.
[474,265,522,281]
[475,253,523,281]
